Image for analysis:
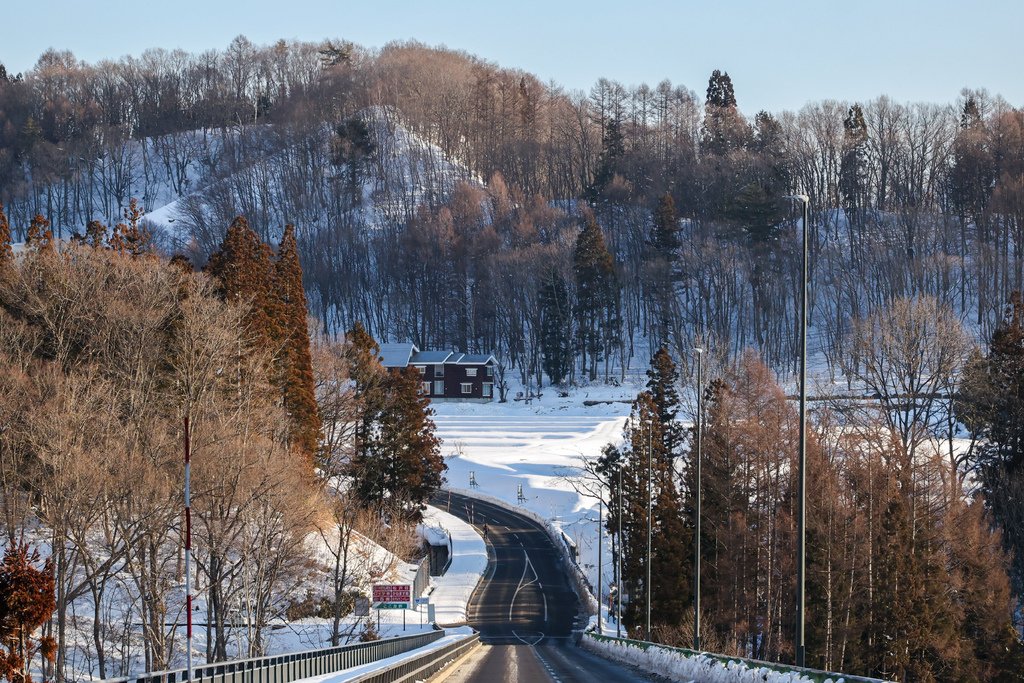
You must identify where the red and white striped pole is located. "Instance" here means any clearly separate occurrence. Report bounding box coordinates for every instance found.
[184,416,193,680]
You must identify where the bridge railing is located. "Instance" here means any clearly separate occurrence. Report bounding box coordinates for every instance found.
[101,630,445,683]
[583,632,892,683]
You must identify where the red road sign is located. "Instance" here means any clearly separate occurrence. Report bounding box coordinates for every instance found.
[372,584,411,604]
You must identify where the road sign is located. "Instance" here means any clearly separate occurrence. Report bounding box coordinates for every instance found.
[414,597,429,606]
[372,584,411,608]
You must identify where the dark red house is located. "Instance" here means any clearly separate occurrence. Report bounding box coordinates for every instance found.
[379,344,497,402]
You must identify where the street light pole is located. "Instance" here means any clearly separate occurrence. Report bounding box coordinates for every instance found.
[786,194,810,668]
[693,348,703,651]
[646,419,653,641]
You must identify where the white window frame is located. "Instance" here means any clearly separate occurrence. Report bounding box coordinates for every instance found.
[486,365,493,377]
[434,366,444,377]
[416,366,426,375]
[434,380,444,395]
[483,383,492,398]
[460,383,473,394]
[420,381,431,394]
[466,367,478,377]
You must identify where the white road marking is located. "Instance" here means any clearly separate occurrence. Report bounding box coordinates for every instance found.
[511,629,545,646]
[532,647,562,682]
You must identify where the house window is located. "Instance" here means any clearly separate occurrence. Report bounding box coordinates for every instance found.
[416,366,426,375]
[466,367,477,377]
[434,380,444,395]
[420,382,431,395]
[486,366,493,377]
[483,383,492,398]
[460,383,473,394]
[434,366,444,377]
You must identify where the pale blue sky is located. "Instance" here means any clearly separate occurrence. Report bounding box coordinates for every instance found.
[5,0,1022,113]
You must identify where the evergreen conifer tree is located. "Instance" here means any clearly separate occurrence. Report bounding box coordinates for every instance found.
[840,104,869,225]
[0,543,56,683]
[573,212,619,380]
[206,216,280,350]
[651,193,679,259]
[646,347,685,462]
[274,224,321,459]
[702,70,746,156]
[343,323,445,520]
[539,271,572,386]
[956,292,1024,596]
[587,115,626,203]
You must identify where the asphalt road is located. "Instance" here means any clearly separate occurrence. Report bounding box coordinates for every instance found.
[433,491,661,683]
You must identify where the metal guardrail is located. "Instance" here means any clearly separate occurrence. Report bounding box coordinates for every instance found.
[412,556,429,601]
[584,633,892,683]
[348,633,479,683]
[102,630,446,683]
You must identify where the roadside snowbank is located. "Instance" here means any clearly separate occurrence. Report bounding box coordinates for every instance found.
[418,506,488,625]
[582,635,886,683]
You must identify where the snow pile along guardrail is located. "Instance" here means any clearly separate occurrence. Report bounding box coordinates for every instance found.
[582,633,893,683]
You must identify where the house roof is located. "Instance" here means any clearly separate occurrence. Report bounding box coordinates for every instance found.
[411,351,453,364]
[449,353,496,365]
[379,343,419,368]
[381,343,495,368]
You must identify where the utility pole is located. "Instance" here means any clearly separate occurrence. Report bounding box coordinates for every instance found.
[646,419,652,641]
[184,416,193,681]
[616,462,622,638]
[597,492,603,633]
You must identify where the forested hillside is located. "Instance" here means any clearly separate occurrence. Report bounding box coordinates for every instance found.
[3,37,1022,388]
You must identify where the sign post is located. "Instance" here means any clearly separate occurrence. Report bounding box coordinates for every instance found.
[372,584,412,608]
[415,597,429,627]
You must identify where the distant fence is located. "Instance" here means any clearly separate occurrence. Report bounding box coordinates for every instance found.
[101,630,445,683]
[584,633,891,683]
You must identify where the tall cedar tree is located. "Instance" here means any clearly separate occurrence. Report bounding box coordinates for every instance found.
[956,292,1024,597]
[573,211,618,380]
[950,98,995,228]
[702,70,746,156]
[646,347,685,463]
[840,104,870,225]
[587,115,626,203]
[205,216,280,350]
[344,323,445,520]
[275,225,321,457]
[648,195,679,344]
[599,391,690,636]
[538,271,572,386]
[651,193,679,259]
[0,544,56,683]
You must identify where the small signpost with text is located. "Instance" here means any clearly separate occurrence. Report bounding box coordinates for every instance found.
[372,584,412,631]
[415,596,429,626]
